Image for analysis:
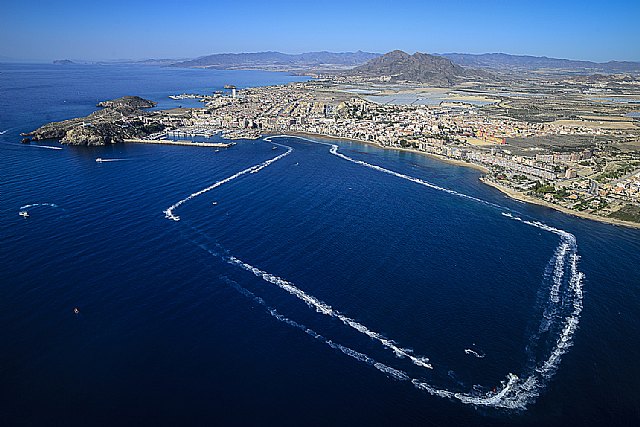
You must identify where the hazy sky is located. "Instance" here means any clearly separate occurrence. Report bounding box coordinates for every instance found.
[2,0,639,62]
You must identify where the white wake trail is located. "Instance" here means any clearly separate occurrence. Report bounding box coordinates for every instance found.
[221,276,411,381]
[164,142,292,221]
[19,203,60,210]
[31,145,62,150]
[225,254,433,369]
[267,135,502,209]
[464,349,485,358]
[166,135,586,411]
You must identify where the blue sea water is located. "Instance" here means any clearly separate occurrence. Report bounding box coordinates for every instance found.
[1,63,640,426]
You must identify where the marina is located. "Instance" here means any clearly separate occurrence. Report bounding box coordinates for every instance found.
[124,138,233,148]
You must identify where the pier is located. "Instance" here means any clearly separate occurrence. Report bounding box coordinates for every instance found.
[124,139,233,148]
[165,127,221,139]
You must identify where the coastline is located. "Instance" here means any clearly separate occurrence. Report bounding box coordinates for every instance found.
[480,177,640,229]
[273,131,640,230]
[282,130,490,173]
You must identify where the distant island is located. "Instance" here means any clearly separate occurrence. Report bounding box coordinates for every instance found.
[52,59,74,65]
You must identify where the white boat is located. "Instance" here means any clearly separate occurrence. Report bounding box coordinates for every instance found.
[19,211,29,218]
[211,201,218,206]
[95,158,103,163]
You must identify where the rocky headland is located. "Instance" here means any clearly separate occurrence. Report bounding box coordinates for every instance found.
[24,96,163,145]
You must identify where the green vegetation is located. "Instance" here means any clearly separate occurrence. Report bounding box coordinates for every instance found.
[533,181,556,194]
[595,162,639,182]
[609,204,640,223]
[553,188,569,199]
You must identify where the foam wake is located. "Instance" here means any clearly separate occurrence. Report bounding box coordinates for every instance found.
[267,135,502,209]
[221,275,411,381]
[464,349,486,358]
[163,142,292,221]
[20,203,60,210]
[165,135,586,411]
[225,254,433,369]
[32,145,62,150]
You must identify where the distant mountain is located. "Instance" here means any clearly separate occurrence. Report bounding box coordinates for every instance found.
[437,53,640,74]
[347,50,480,85]
[53,59,74,65]
[172,51,380,70]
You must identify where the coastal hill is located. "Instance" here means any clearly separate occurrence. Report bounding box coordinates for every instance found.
[24,96,163,145]
[346,50,479,85]
[172,51,380,71]
[53,59,74,65]
[438,52,640,74]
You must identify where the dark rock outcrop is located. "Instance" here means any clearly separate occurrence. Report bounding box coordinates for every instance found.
[26,96,159,146]
[97,96,156,110]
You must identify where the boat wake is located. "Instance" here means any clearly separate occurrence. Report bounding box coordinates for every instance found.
[224,251,432,369]
[163,142,292,221]
[220,275,412,380]
[19,203,61,210]
[95,158,128,162]
[464,348,486,359]
[32,145,63,150]
[163,135,585,411]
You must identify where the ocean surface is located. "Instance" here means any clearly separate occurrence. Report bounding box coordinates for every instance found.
[1,64,640,426]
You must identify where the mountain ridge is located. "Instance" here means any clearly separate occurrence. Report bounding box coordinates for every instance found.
[346,50,481,85]
[172,50,380,69]
[437,52,640,74]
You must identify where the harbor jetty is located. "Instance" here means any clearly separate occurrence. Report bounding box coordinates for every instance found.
[124,139,233,148]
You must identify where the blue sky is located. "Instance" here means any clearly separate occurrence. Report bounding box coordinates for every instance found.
[2,0,639,62]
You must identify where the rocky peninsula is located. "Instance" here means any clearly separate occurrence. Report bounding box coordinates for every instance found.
[24,96,164,145]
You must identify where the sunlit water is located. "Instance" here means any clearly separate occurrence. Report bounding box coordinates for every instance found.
[1,64,639,426]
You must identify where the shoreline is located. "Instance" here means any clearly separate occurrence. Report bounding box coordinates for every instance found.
[480,177,640,229]
[271,131,640,230]
[282,130,490,173]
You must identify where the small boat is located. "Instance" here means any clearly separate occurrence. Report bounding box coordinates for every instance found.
[73,307,80,314]
[211,201,218,206]
[272,146,277,150]
[19,211,29,218]
[95,158,103,163]
[215,149,220,153]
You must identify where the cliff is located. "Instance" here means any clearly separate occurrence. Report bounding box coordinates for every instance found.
[25,96,160,146]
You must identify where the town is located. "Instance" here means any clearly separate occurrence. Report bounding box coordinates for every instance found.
[143,78,640,226]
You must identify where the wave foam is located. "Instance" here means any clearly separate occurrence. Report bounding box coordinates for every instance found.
[464,349,486,358]
[33,145,62,150]
[164,142,292,221]
[166,135,586,411]
[222,276,411,382]
[19,203,60,210]
[225,254,433,370]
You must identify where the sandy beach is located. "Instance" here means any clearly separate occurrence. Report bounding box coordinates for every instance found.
[480,177,640,229]
[274,131,639,229]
